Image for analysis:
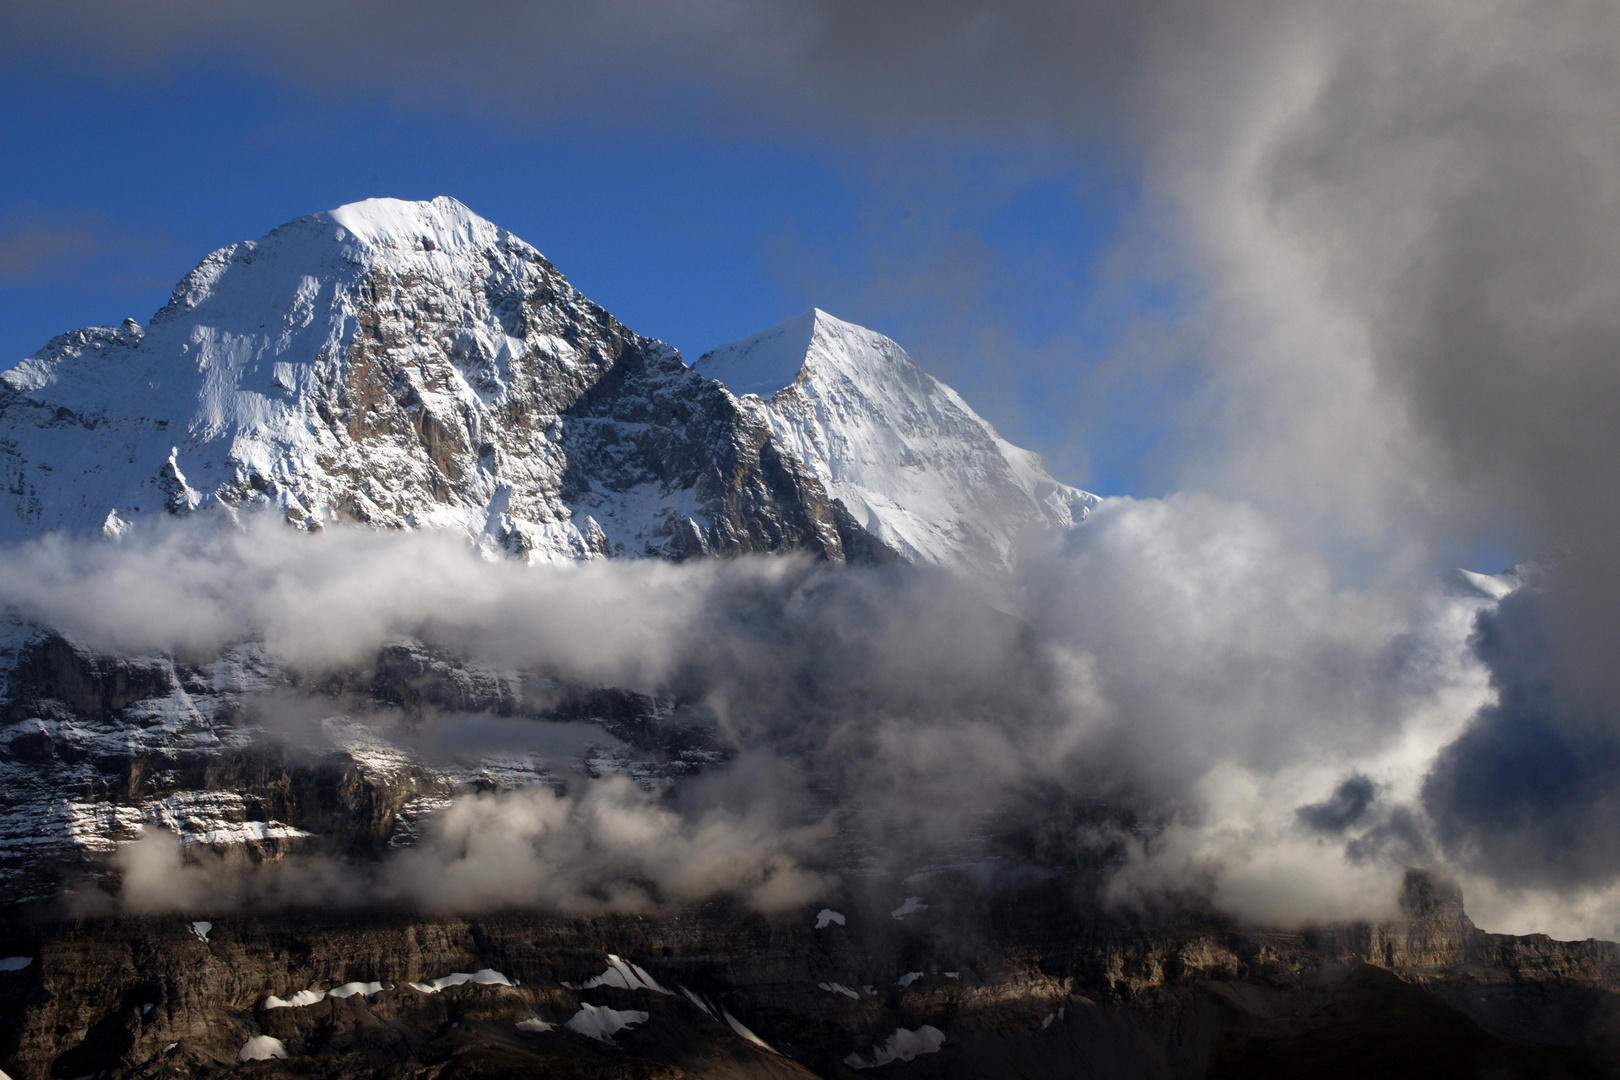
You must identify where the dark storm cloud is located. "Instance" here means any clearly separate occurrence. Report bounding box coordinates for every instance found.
[1231,3,1620,904]
[1261,2,1620,531]
[1425,585,1620,890]
[1298,774,1379,835]
[0,1,1169,130]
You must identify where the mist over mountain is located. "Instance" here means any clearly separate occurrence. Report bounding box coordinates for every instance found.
[6,0,1620,1074]
[0,197,1465,920]
[1,199,1618,1078]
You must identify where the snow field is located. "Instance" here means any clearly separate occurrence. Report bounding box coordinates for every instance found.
[564,954,671,994]
[890,896,928,918]
[238,1035,288,1061]
[263,982,385,1009]
[814,908,845,928]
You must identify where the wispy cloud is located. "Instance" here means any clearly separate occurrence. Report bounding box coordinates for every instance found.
[0,207,165,286]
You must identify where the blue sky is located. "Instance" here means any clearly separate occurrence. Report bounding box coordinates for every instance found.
[0,51,1165,498]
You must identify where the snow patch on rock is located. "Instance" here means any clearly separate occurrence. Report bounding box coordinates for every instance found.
[329,981,385,999]
[722,1008,779,1054]
[844,1025,947,1069]
[408,969,513,993]
[890,896,928,918]
[264,989,326,1009]
[263,981,382,1009]
[566,1002,649,1042]
[239,1035,288,1061]
[566,955,671,994]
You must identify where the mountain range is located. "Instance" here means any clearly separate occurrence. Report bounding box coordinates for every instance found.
[0,196,1095,572]
[1,200,1617,1080]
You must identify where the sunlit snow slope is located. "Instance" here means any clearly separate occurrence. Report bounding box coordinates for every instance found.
[699,310,1099,572]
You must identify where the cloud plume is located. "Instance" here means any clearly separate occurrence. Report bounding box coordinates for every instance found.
[110,770,829,917]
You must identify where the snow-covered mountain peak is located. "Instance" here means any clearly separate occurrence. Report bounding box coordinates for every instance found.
[2,197,538,437]
[698,310,1099,573]
[3,197,830,557]
[698,308,919,401]
[323,196,507,256]
[1,199,1095,572]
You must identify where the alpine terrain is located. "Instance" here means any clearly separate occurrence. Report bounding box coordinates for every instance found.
[1,199,1617,1080]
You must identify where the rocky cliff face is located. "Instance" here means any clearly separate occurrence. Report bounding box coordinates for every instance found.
[12,626,1613,1077]
[0,625,733,906]
[2,872,1617,1080]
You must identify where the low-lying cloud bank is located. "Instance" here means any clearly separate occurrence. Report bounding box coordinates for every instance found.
[111,772,829,917]
[12,501,1599,937]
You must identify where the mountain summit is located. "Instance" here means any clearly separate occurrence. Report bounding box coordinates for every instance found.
[0,198,1094,570]
[700,309,1097,569]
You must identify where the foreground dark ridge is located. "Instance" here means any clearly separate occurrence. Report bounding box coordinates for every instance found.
[2,873,1617,1080]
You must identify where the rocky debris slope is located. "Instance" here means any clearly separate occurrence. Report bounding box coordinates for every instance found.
[0,872,1615,1080]
[700,310,1098,573]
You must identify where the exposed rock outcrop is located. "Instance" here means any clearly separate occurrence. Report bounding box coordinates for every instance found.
[0,630,728,905]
